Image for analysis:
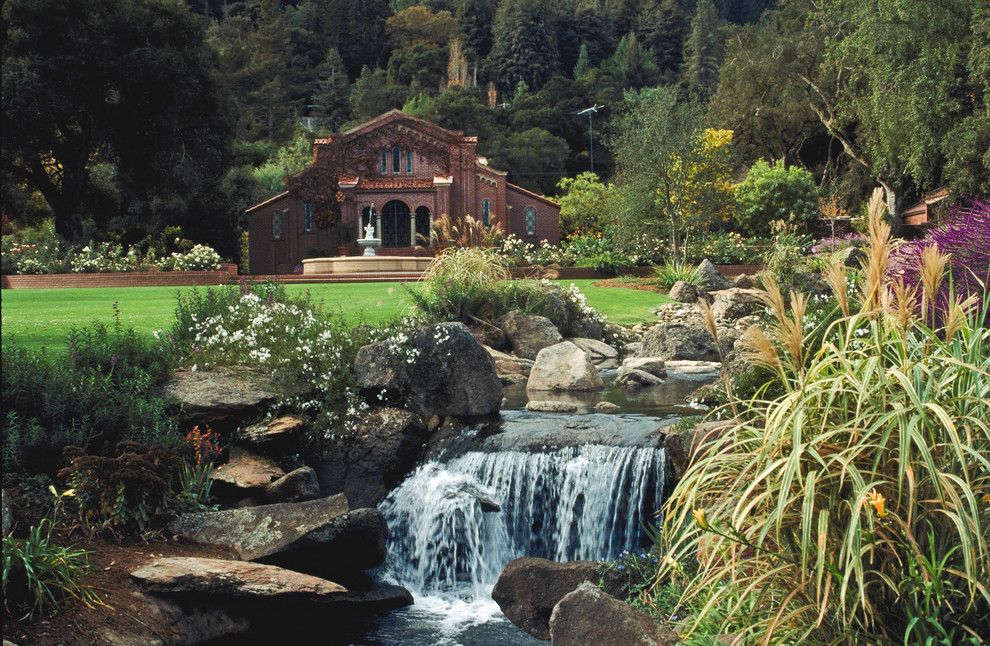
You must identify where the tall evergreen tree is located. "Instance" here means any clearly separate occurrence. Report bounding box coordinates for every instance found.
[487,0,560,93]
[574,43,591,79]
[605,31,658,89]
[683,0,724,102]
[637,0,691,78]
[311,48,351,131]
[457,0,497,59]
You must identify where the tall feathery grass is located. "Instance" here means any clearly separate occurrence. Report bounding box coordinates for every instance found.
[653,200,990,644]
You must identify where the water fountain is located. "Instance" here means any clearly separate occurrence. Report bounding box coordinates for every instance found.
[358,221,382,256]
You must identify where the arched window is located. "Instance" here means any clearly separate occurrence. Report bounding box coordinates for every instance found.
[272,211,284,240]
[392,146,401,173]
[406,151,413,174]
[525,207,536,236]
[482,199,491,227]
[303,203,313,232]
[381,149,388,174]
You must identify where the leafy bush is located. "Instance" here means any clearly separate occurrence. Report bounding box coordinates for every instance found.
[157,244,222,271]
[70,241,139,273]
[2,320,177,473]
[168,282,370,434]
[761,221,810,291]
[889,198,990,319]
[655,211,990,643]
[408,247,512,321]
[685,231,769,264]
[2,491,98,619]
[555,172,616,238]
[734,159,820,236]
[653,260,703,290]
[1,220,68,274]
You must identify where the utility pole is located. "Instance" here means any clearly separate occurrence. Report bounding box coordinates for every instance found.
[575,105,604,174]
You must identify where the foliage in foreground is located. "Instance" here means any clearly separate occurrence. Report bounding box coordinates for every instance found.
[1,317,178,473]
[2,490,98,620]
[655,211,990,644]
[653,260,704,290]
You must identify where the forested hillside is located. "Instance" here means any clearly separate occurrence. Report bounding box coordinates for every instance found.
[3,0,988,258]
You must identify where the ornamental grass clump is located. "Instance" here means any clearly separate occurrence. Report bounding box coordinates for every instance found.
[654,204,990,644]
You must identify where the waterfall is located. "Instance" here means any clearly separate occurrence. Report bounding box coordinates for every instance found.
[379,444,667,601]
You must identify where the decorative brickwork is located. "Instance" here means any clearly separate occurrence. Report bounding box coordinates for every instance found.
[246,110,561,275]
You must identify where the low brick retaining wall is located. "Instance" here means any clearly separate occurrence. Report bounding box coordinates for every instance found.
[2,268,237,289]
[3,263,762,288]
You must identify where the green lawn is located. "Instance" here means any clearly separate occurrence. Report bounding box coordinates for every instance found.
[1,279,669,351]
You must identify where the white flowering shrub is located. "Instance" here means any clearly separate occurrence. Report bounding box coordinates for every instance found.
[1,220,68,274]
[168,283,416,437]
[158,244,222,271]
[70,241,139,273]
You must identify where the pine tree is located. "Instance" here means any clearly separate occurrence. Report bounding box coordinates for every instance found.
[488,0,559,93]
[312,48,351,132]
[637,0,690,78]
[574,43,591,79]
[458,0,497,59]
[606,31,658,89]
[683,0,724,102]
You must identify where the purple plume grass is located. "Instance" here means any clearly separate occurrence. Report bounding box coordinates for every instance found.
[889,199,990,319]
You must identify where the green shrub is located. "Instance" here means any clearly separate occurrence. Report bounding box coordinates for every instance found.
[2,490,98,619]
[734,159,819,236]
[1,220,67,274]
[1,323,178,473]
[655,214,990,643]
[654,260,703,290]
[761,221,810,292]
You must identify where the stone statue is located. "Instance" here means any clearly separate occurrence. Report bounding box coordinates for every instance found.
[364,222,376,240]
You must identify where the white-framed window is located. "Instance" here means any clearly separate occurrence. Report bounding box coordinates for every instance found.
[381,149,388,174]
[272,211,284,240]
[406,150,413,174]
[525,206,536,236]
[482,199,491,227]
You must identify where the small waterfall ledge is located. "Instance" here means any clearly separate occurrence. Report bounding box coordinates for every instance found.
[379,443,667,602]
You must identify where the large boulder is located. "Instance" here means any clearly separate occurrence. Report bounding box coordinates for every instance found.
[710,288,764,322]
[620,357,667,379]
[165,367,279,433]
[696,259,733,291]
[492,558,602,640]
[550,582,678,646]
[566,316,604,341]
[527,342,604,392]
[664,420,732,479]
[467,317,508,350]
[496,311,564,360]
[211,447,285,493]
[317,407,427,508]
[131,557,346,600]
[568,337,619,368]
[639,322,724,362]
[485,345,536,379]
[669,280,702,303]
[264,466,320,503]
[354,322,502,418]
[169,496,387,579]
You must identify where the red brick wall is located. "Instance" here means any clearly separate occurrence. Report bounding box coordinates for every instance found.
[506,185,561,244]
[2,270,236,289]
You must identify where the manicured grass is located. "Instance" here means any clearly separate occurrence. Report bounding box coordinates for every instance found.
[1,279,669,351]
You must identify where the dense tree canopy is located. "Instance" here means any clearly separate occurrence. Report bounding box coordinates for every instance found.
[3,0,987,257]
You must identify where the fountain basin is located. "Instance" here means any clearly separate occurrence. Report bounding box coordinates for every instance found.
[302,255,433,274]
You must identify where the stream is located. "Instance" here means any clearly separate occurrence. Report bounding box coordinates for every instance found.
[360,368,714,645]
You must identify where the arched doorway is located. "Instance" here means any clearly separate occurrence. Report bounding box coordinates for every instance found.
[414,206,431,246]
[381,200,410,248]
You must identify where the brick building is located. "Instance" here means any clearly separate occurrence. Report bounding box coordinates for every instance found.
[245,110,561,274]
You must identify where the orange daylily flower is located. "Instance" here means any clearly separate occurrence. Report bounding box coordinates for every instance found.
[867,489,886,519]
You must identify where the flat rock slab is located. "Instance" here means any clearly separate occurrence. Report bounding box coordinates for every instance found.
[165,368,279,431]
[212,446,285,490]
[525,400,579,413]
[131,557,346,600]
[242,415,305,445]
[167,494,349,561]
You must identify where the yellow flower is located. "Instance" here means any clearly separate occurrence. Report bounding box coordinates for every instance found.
[692,508,709,530]
[867,489,886,519]
[48,485,58,497]
[982,493,990,504]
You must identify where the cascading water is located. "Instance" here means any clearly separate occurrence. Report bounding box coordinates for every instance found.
[373,442,667,644]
